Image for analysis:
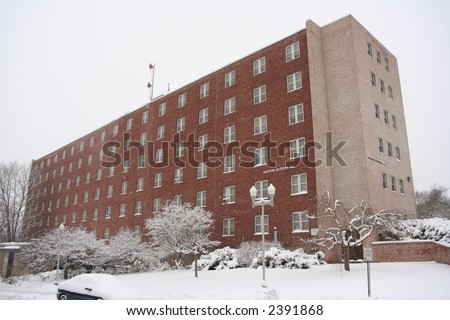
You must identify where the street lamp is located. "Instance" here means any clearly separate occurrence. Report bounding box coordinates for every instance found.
[55,223,65,285]
[249,183,275,282]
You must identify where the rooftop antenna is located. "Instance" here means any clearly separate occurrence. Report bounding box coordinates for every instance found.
[147,63,155,102]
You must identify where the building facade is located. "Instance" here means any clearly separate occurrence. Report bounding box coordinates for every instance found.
[26,16,416,249]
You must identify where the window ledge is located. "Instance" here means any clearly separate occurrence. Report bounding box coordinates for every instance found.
[292,230,310,234]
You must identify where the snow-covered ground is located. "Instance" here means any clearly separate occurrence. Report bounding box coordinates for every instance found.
[1,261,449,300]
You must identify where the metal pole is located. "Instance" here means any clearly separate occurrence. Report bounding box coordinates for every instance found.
[261,203,266,282]
[367,261,371,298]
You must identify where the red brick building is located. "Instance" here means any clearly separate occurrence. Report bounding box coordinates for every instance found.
[26,16,416,249]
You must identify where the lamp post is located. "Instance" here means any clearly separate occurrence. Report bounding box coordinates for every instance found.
[249,183,275,282]
[55,223,65,285]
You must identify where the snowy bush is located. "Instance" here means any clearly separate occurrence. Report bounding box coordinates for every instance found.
[194,247,238,271]
[251,247,325,269]
[236,241,282,267]
[396,218,450,243]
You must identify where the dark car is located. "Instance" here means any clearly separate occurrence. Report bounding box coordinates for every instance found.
[57,273,139,300]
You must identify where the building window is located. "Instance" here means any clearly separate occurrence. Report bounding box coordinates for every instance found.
[378,137,384,153]
[198,134,208,151]
[157,125,165,139]
[385,58,390,72]
[286,41,300,62]
[153,198,161,213]
[95,188,100,200]
[155,148,163,163]
[255,180,268,199]
[223,218,235,236]
[79,141,84,152]
[142,110,148,124]
[136,177,144,192]
[223,186,236,204]
[177,117,185,133]
[255,215,269,234]
[291,173,307,195]
[105,206,112,219]
[199,107,208,124]
[138,155,145,168]
[254,147,267,166]
[287,72,302,92]
[290,137,305,159]
[388,86,393,99]
[380,79,385,93]
[371,72,376,86]
[119,204,126,217]
[392,115,397,129]
[126,118,133,131]
[101,131,106,143]
[292,211,309,232]
[367,42,373,57]
[120,181,128,194]
[384,110,389,124]
[376,51,381,64]
[123,160,130,173]
[134,225,141,235]
[391,176,397,192]
[387,142,393,157]
[196,190,207,207]
[173,194,182,206]
[399,179,405,194]
[225,70,235,88]
[154,173,162,188]
[159,102,166,116]
[289,103,304,124]
[253,85,266,105]
[140,132,147,145]
[200,82,209,99]
[82,210,87,222]
[375,104,380,119]
[197,162,207,179]
[135,201,143,215]
[174,167,183,183]
[108,166,115,177]
[83,191,89,202]
[175,142,184,158]
[71,212,77,223]
[85,172,91,184]
[178,93,187,108]
[254,115,267,135]
[107,185,113,197]
[89,136,95,148]
[382,173,388,189]
[396,146,401,161]
[224,125,236,143]
[224,155,235,173]
[103,228,110,240]
[224,97,236,115]
[93,208,99,220]
[253,57,266,75]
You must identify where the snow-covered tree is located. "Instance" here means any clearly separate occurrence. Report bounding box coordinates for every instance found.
[416,184,450,219]
[0,161,40,277]
[311,192,401,271]
[98,229,161,273]
[145,202,220,276]
[22,226,103,278]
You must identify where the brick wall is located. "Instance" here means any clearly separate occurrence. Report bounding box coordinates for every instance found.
[372,241,450,265]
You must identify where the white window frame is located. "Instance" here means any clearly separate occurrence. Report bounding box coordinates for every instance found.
[178,93,187,108]
[382,173,388,189]
[173,194,183,206]
[223,218,235,236]
[119,203,126,217]
[224,97,236,115]
[107,185,113,197]
[255,215,269,235]
[200,82,209,99]
[197,162,207,179]
[255,180,268,199]
[136,177,144,192]
[155,148,163,163]
[154,172,162,188]
[199,107,208,124]
[142,110,148,124]
[290,137,305,159]
[135,201,143,215]
[224,155,235,173]
[254,115,267,135]
[253,85,266,104]
[174,167,183,183]
[224,125,236,144]
[225,70,235,88]
[291,173,307,195]
[152,198,161,213]
[223,186,236,204]
[254,147,267,167]
[177,117,185,133]
[286,41,300,62]
[292,211,309,232]
[157,125,165,140]
[196,190,207,207]
[126,118,133,131]
[288,103,304,124]
[287,71,302,92]
[198,134,208,151]
[159,102,166,116]
[253,57,266,75]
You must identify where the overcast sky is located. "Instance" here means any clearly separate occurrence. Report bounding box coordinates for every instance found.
[0,0,449,192]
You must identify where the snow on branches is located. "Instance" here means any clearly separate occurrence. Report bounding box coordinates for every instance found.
[145,202,220,269]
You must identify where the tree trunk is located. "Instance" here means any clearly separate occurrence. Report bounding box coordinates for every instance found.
[5,252,15,278]
[194,256,198,278]
[343,246,350,272]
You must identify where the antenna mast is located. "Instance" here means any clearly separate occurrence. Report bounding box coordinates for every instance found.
[147,63,155,102]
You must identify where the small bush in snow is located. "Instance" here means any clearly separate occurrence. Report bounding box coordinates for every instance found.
[252,247,325,269]
[194,247,238,271]
[236,241,282,267]
[395,218,450,243]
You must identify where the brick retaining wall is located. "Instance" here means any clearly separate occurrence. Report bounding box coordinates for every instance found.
[372,241,450,265]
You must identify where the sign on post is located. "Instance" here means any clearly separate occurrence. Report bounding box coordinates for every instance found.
[363,247,373,298]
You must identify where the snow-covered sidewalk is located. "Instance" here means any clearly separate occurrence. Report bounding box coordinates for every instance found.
[1,261,449,300]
